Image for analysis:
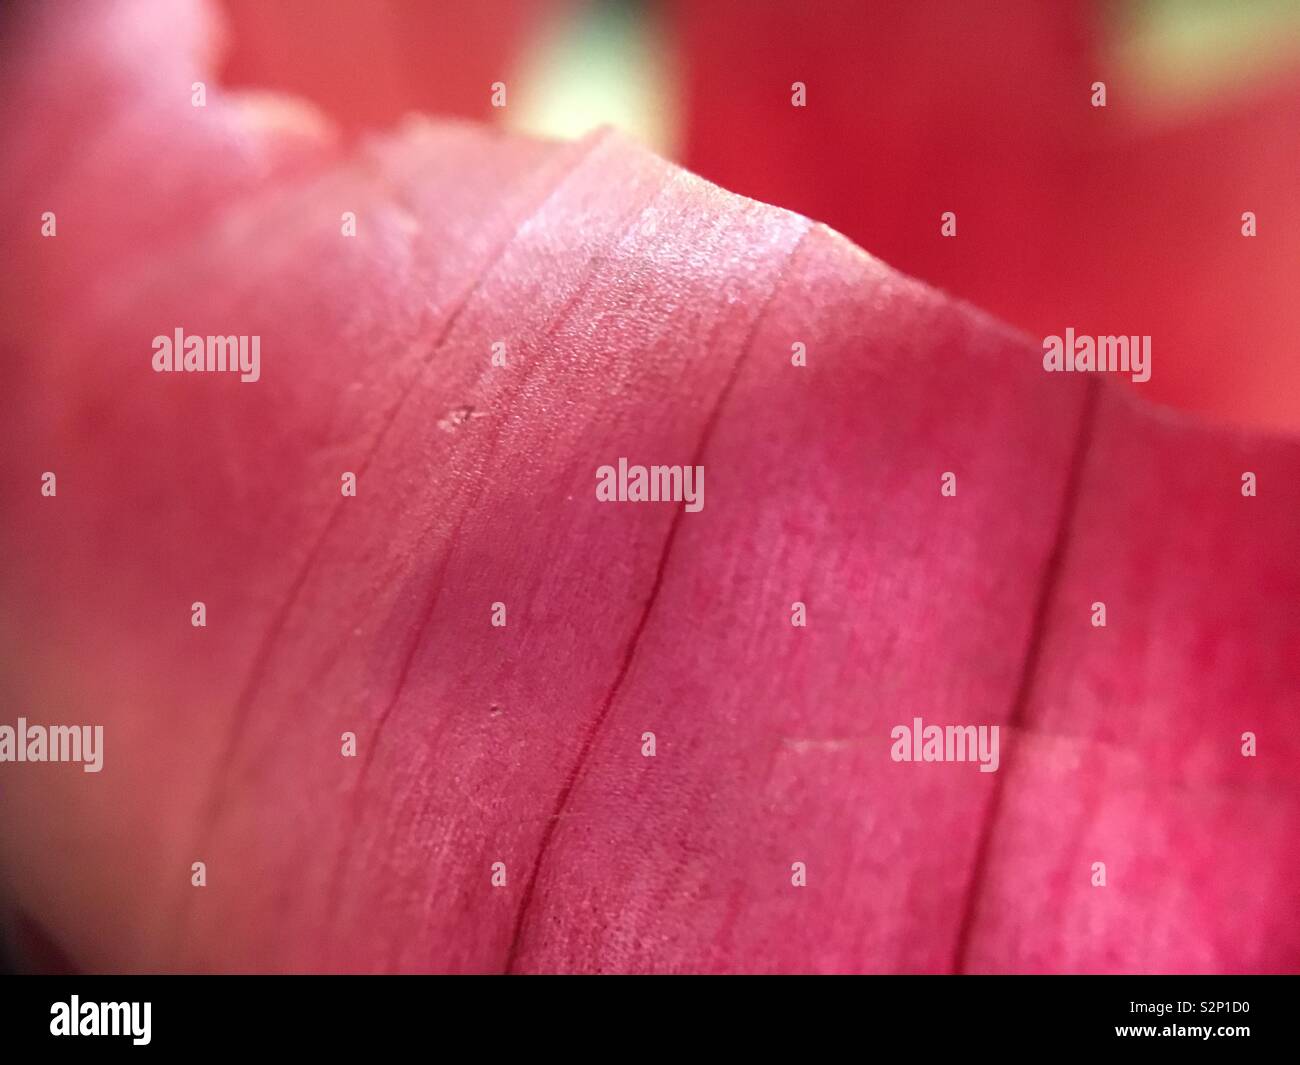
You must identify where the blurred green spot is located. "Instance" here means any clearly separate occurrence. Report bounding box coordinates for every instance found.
[506,0,681,156]
[1118,0,1300,108]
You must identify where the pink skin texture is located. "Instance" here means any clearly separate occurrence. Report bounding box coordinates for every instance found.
[0,0,1297,973]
